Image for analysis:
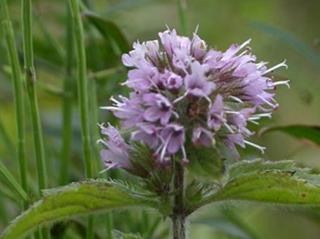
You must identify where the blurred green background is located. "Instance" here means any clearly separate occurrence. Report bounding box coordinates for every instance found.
[1,0,320,238]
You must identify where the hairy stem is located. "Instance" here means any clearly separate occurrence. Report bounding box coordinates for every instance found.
[69,0,94,238]
[172,161,186,239]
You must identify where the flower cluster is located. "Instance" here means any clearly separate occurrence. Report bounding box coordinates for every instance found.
[99,29,288,170]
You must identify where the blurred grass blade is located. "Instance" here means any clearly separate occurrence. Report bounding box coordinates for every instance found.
[0,180,162,239]
[1,0,29,210]
[0,119,14,154]
[60,2,74,185]
[195,159,320,211]
[0,160,28,202]
[250,22,320,68]
[259,125,320,146]
[69,0,95,238]
[83,11,130,54]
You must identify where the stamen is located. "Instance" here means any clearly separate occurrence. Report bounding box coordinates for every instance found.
[228,95,243,103]
[224,122,235,133]
[258,95,278,108]
[160,133,172,161]
[238,39,252,52]
[248,119,259,125]
[273,80,290,88]
[263,60,288,75]
[181,145,189,164]
[256,61,268,69]
[110,96,121,104]
[100,106,125,111]
[173,91,188,104]
[244,140,266,153]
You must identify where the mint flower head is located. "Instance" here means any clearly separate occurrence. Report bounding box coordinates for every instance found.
[99,28,288,170]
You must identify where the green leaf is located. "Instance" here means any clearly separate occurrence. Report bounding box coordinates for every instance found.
[0,179,164,239]
[83,11,130,54]
[194,159,320,212]
[259,125,320,146]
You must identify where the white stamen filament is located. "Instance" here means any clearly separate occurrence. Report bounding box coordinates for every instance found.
[248,119,259,125]
[238,39,252,53]
[173,91,188,104]
[100,106,125,111]
[160,133,172,161]
[244,140,266,153]
[256,61,268,69]
[263,60,288,75]
[273,80,290,88]
[228,95,243,103]
[224,122,235,133]
[110,96,121,104]
[258,95,278,108]
[181,145,188,163]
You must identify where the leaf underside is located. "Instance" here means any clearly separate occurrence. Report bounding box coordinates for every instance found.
[0,180,160,239]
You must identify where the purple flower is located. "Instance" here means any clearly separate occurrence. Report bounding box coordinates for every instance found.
[185,61,215,98]
[100,28,288,170]
[223,133,245,159]
[131,123,161,149]
[161,70,183,90]
[125,65,160,91]
[143,93,173,125]
[122,41,148,68]
[192,127,213,146]
[102,93,144,128]
[227,108,255,135]
[159,124,185,158]
[191,33,207,59]
[207,95,224,130]
[99,124,131,170]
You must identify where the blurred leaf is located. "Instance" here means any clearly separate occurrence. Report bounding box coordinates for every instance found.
[194,159,320,212]
[105,0,155,15]
[0,160,28,202]
[83,11,130,54]
[250,22,320,68]
[259,125,320,146]
[51,219,102,239]
[194,217,256,239]
[0,179,163,239]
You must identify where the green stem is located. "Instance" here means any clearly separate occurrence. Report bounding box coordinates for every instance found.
[177,0,188,35]
[22,1,49,238]
[69,0,94,238]
[106,213,113,239]
[172,161,186,239]
[60,2,74,185]
[69,0,93,179]
[1,0,28,208]
[22,0,47,193]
